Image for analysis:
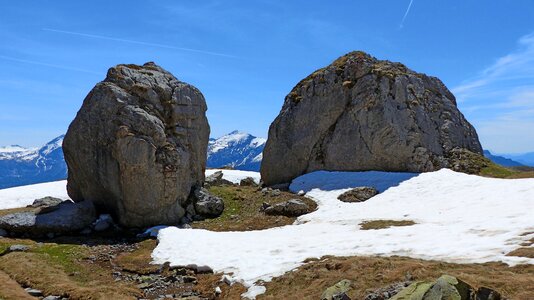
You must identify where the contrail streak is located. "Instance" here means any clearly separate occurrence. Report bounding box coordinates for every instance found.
[400,0,414,29]
[43,28,237,58]
[0,55,100,74]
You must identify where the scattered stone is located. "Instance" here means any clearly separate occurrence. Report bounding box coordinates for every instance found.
[321,279,352,300]
[264,199,311,217]
[192,188,224,218]
[46,232,55,239]
[0,228,7,237]
[239,177,257,187]
[215,286,222,295]
[205,171,233,187]
[93,214,114,232]
[24,288,43,297]
[270,189,281,197]
[297,190,306,196]
[0,200,96,236]
[337,187,379,203]
[43,296,61,300]
[9,244,30,253]
[261,51,483,186]
[63,62,210,228]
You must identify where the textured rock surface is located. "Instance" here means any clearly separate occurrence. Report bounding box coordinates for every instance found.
[337,187,379,203]
[63,62,210,227]
[192,188,224,218]
[261,51,482,185]
[263,199,311,217]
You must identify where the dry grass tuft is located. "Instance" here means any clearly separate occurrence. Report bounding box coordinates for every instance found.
[359,220,416,230]
[259,255,534,300]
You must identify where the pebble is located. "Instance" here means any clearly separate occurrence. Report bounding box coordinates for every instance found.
[24,288,43,297]
[43,296,61,300]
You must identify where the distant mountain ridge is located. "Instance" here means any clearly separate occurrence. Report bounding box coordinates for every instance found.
[207,130,266,171]
[0,135,67,189]
[483,150,524,167]
[0,131,266,189]
[499,152,534,167]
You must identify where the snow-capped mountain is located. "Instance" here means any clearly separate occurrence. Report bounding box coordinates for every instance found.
[0,135,67,189]
[207,131,266,171]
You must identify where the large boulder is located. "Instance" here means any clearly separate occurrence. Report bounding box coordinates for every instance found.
[0,200,96,236]
[63,62,210,227]
[261,51,482,185]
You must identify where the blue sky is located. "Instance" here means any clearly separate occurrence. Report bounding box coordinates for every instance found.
[0,1,533,153]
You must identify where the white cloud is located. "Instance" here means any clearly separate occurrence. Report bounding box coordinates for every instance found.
[452,32,534,153]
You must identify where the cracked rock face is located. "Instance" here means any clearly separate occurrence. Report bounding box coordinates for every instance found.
[261,51,482,185]
[63,62,210,227]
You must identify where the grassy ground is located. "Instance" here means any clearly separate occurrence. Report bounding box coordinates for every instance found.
[193,185,317,231]
[259,255,534,300]
[480,162,534,179]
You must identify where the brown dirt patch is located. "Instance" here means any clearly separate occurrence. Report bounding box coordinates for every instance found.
[0,269,35,300]
[193,185,317,231]
[115,239,160,275]
[259,255,534,300]
[359,219,416,230]
[0,238,140,299]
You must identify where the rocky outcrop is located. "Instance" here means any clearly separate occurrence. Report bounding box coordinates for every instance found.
[261,51,482,185]
[63,62,210,227]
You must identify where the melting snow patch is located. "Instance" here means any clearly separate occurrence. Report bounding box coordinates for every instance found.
[153,169,534,298]
[0,180,69,210]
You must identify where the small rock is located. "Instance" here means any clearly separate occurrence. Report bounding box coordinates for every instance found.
[270,189,281,197]
[239,177,257,187]
[297,190,305,196]
[215,286,222,295]
[192,188,224,218]
[0,228,7,237]
[46,232,55,239]
[43,296,62,300]
[24,288,43,297]
[205,171,233,187]
[321,279,352,300]
[9,244,30,252]
[264,199,311,217]
[337,187,379,203]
